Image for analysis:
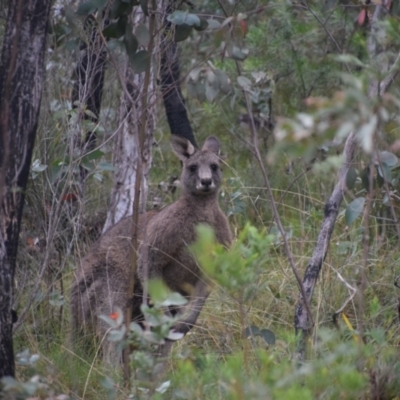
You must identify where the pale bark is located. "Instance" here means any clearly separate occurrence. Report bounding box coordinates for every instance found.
[103,11,156,232]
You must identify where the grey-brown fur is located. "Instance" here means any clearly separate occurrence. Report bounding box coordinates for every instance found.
[70,135,232,361]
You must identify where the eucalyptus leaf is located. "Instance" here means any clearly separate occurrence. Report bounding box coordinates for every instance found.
[243,325,260,338]
[193,17,208,31]
[377,162,392,183]
[129,49,151,73]
[100,376,115,390]
[140,0,148,16]
[258,329,276,345]
[97,161,115,171]
[111,0,133,18]
[76,1,96,15]
[82,149,104,162]
[167,11,201,27]
[345,197,365,226]
[205,81,218,102]
[160,292,188,307]
[124,24,138,58]
[103,17,127,39]
[237,76,252,90]
[360,166,370,191]
[136,24,150,47]
[376,151,398,167]
[174,24,193,42]
[206,19,222,30]
[230,45,249,61]
[345,167,357,190]
[215,69,231,94]
[107,325,126,342]
[156,380,171,394]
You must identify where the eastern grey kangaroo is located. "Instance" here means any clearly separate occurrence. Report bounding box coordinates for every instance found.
[70,135,232,361]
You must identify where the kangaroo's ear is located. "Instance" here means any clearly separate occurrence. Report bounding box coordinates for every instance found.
[171,135,196,161]
[202,136,221,155]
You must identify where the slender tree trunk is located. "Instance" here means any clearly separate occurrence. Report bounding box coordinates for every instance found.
[102,10,155,231]
[160,0,197,147]
[0,0,52,378]
[71,9,109,191]
[102,61,155,230]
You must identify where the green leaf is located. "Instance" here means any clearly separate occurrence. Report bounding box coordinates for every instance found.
[129,322,143,334]
[103,17,127,39]
[160,292,188,307]
[230,45,249,61]
[156,380,171,394]
[64,38,80,51]
[205,81,218,102]
[376,151,398,167]
[174,24,193,42]
[76,1,96,15]
[244,325,260,338]
[124,23,138,59]
[377,162,392,183]
[129,49,150,73]
[107,325,126,342]
[76,0,107,15]
[237,76,252,90]
[335,54,366,68]
[97,161,115,171]
[360,166,370,191]
[193,17,208,31]
[336,241,353,255]
[111,0,133,18]
[206,19,221,30]
[345,197,365,226]
[140,0,148,16]
[82,149,104,162]
[215,69,231,94]
[100,376,115,390]
[167,11,201,27]
[135,24,150,47]
[346,167,357,190]
[258,329,276,345]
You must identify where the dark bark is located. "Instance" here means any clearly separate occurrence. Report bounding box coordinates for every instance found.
[71,13,108,182]
[160,2,197,148]
[0,0,51,378]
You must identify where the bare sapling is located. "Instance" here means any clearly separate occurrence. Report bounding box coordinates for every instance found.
[70,135,232,363]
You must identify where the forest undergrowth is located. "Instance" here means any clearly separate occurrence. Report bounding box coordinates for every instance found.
[10,125,400,399]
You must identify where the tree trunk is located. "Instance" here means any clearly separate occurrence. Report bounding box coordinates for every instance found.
[71,11,109,191]
[0,0,51,378]
[102,61,155,231]
[102,11,155,231]
[160,0,197,147]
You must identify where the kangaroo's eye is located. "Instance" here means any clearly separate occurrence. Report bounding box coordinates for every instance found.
[210,164,218,172]
[189,165,197,173]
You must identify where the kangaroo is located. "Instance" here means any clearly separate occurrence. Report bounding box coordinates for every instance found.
[70,135,232,362]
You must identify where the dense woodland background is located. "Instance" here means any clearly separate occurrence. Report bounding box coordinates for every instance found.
[1,0,400,398]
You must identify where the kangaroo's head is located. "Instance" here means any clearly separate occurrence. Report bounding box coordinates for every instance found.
[172,135,223,197]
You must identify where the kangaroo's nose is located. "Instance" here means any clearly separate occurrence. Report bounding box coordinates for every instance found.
[201,178,212,187]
